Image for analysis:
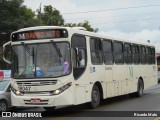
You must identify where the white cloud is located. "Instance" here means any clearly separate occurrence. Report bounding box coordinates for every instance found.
[24,0,160,31]
[24,0,160,52]
[99,29,160,52]
[24,0,115,26]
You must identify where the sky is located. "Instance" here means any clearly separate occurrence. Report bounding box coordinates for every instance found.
[24,0,160,52]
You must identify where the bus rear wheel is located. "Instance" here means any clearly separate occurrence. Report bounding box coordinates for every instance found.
[89,85,100,109]
[136,80,144,97]
[129,79,144,97]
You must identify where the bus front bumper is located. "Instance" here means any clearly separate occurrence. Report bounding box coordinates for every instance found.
[11,89,73,107]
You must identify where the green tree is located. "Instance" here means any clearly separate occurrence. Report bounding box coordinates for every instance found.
[0,0,37,41]
[37,5,98,32]
[65,20,99,32]
[38,5,64,26]
[0,0,37,69]
[0,1,99,69]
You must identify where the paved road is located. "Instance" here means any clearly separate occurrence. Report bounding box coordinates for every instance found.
[1,84,160,120]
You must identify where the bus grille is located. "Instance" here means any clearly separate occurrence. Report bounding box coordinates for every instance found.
[22,91,51,96]
[16,80,57,86]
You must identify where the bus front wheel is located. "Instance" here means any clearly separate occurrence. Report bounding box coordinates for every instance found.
[43,107,56,111]
[89,84,100,109]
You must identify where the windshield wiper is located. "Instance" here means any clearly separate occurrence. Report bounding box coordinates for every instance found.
[21,42,36,77]
[21,42,32,56]
[50,40,62,58]
[21,42,35,64]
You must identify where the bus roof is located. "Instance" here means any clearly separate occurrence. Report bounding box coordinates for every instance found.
[12,26,154,47]
[16,26,66,32]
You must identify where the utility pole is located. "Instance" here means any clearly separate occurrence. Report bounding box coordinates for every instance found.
[39,2,42,25]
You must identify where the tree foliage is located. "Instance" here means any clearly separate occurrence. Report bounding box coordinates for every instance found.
[0,0,37,41]
[65,20,98,32]
[0,0,37,69]
[38,5,98,32]
[37,5,64,26]
[0,1,99,69]
[0,1,37,42]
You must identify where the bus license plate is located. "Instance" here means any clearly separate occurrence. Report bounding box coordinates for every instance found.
[31,98,41,103]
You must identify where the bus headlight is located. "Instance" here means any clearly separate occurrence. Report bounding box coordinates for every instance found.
[11,86,24,96]
[54,90,61,95]
[50,82,72,95]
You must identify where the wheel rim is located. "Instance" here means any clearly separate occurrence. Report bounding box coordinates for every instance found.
[139,83,143,95]
[0,102,7,112]
[92,88,99,104]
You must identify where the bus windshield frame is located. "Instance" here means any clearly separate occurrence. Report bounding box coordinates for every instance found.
[11,41,71,79]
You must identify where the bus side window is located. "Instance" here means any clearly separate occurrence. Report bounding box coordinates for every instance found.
[151,48,156,64]
[90,38,103,64]
[141,46,146,64]
[114,41,124,64]
[103,40,114,64]
[124,43,132,64]
[132,45,140,64]
[146,47,152,64]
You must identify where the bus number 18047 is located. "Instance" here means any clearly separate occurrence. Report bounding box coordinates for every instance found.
[18,86,31,92]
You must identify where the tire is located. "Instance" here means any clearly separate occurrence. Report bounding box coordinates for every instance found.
[136,80,144,97]
[0,100,8,112]
[89,85,100,109]
[43,107,56,111]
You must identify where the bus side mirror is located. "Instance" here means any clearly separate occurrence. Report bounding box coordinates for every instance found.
[73,48,84,67]
[78,50,82,61]
[3,41,11,64]
[73,48,81,61]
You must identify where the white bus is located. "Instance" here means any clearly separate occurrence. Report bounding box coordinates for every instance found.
[3,26,157,110]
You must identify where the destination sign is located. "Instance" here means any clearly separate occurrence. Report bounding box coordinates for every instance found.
[12,29,68,41]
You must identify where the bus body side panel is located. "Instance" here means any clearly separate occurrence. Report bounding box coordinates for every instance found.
[105,65,114,98]
[143,64,157,90]
[126,64,133,93]
[89,64,105,98]
[74,67,95,105]
[112,64,127,96]
[140,65,148,89]
[132,65,141,92]
[148,65,157,87]
[153,64,157,85]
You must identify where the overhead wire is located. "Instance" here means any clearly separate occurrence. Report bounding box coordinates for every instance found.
[65,12,160,21]
[62,4,160,15]
[62,4,160,25]
[91,17,160,25]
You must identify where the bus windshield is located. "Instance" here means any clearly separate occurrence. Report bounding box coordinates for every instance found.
[12,42,71,79]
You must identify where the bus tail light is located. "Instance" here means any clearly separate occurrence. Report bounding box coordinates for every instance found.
[50,82,72,95]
